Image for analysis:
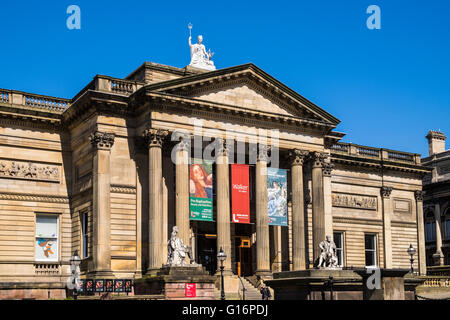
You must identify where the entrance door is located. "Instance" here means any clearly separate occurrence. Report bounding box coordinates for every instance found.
[235,236,252,277]
[197,235,217,275]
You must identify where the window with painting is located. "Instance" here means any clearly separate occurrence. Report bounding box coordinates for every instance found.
[35,214,58,262]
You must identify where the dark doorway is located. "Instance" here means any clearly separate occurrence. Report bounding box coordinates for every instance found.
[235,236,252,277]
[197,235,217,275]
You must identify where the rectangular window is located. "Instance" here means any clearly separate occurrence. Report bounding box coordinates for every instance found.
[333,232,344,267]
[81,212,88,259]
[446,220,450,240]
[364,234,377,267]
[35,214,58,262]
[426,221,436,242]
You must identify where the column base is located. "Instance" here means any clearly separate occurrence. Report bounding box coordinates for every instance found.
[433,252,444,266]
[86,270,115,279]
[255,270,273,279]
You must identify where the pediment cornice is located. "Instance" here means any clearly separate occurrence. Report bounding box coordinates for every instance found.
[142,63,340,126]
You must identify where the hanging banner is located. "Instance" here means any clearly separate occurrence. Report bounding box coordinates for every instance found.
[231,164,250,224]
[267,167,288,226]
[189,159,214,221]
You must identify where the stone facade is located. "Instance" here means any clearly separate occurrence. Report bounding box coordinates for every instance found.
[422,130,450,267]
[0,62,430,299]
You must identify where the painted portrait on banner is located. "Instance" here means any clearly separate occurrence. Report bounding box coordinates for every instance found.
[189,159,214,221]
[267,168,288,226]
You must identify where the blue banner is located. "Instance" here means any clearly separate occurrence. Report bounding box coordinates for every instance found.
[267,168,288,226]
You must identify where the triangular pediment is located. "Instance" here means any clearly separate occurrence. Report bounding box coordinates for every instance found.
[188,80,304,118]
[144,63,340,126]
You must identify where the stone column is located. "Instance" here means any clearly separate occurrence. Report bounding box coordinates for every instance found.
[311,152,327,264]
[323,162,334,239]
[433,202,444,265]
[144,128,168,272]
[256,144,271,276]
[90,131,115,277]
[414,191,427,275]
[381,186,393,269]
[175,137,191,247]
[216,139,232,273]
[289,149,308,270]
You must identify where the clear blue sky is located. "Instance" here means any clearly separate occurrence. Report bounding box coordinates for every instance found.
[0,0,449,157]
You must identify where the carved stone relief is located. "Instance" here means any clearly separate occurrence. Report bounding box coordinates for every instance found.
[0,160,60,182]
[331,193,377,210]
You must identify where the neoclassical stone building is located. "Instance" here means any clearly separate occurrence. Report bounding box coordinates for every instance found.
[0,61,430,299]
[422,130,450,268]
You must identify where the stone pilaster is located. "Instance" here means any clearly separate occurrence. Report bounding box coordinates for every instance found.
[433,202,444,266]
[144,128,168,272]
[289,149,308,270]
[175,136,191,248]
[256,144,271,276]
[215,138,232,274]
[90,131,115,277]
[381,186,393,268]
[322,161,334,240]
[414,191,427,275]
[311,151,326,265]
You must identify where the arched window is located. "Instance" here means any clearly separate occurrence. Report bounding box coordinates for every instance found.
[425,210,436,242]
[444,208,450,240]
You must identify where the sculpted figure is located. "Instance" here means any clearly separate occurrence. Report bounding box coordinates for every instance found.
[166,226,198,266]
[317,235,339,268]
[188,35,216,71]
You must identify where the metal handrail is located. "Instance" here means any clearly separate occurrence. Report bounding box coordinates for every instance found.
[238,275,246,300]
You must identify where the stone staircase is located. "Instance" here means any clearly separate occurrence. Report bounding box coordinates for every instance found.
[240,278,262,300]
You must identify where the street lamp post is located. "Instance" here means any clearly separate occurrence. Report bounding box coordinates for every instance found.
[217,247,227,301]
[70,250,81,300]
[407,244,416,274]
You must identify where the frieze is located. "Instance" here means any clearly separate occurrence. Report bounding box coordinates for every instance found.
[332,193,377,211]
[0,160,60,182]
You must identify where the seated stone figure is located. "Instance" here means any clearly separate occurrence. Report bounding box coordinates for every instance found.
[166,226,198,267]
[317,235,339,269]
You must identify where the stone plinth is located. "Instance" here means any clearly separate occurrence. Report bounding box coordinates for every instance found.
[265,269,423,300]
[134,266,216,300]
[354,268,421,300]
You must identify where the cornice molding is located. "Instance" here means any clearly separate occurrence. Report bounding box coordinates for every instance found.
[0,192,69,203]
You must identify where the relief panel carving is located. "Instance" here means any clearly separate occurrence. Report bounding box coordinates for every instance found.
[393,198,411,214]
[332,193,377,211]
[0,160,60,182]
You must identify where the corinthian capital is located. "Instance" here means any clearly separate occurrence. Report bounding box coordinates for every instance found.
[381,186,393,198]
[311,151,327,168]
[414,190,425,201]
[322,162,334,177]
[90,131,115,150]
[289,149,309,166]
[215,138,232,157]
[143,128,169,148]
[257,144,270,162]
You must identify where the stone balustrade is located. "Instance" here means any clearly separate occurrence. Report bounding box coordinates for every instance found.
[331,142,421,165]
[94,75,144,95]
[0,89,70,112]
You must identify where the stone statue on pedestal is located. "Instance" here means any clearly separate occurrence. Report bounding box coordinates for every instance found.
[317,235,339,269]
[165,226,198,267]
[188,34,216,71]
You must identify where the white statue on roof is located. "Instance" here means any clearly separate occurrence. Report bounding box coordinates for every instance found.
[188,24,215,71]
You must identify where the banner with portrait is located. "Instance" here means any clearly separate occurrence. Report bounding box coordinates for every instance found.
[189,159,214,221]
[267,167,288,226]
[231,164,250,224]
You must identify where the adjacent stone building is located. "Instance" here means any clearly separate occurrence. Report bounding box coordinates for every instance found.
[0,61,430,299]
[422,130,450,267]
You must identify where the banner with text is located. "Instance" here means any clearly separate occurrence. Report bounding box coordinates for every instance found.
[267,167,288,226]
[189,159,214,221]
[231,164,250,224]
